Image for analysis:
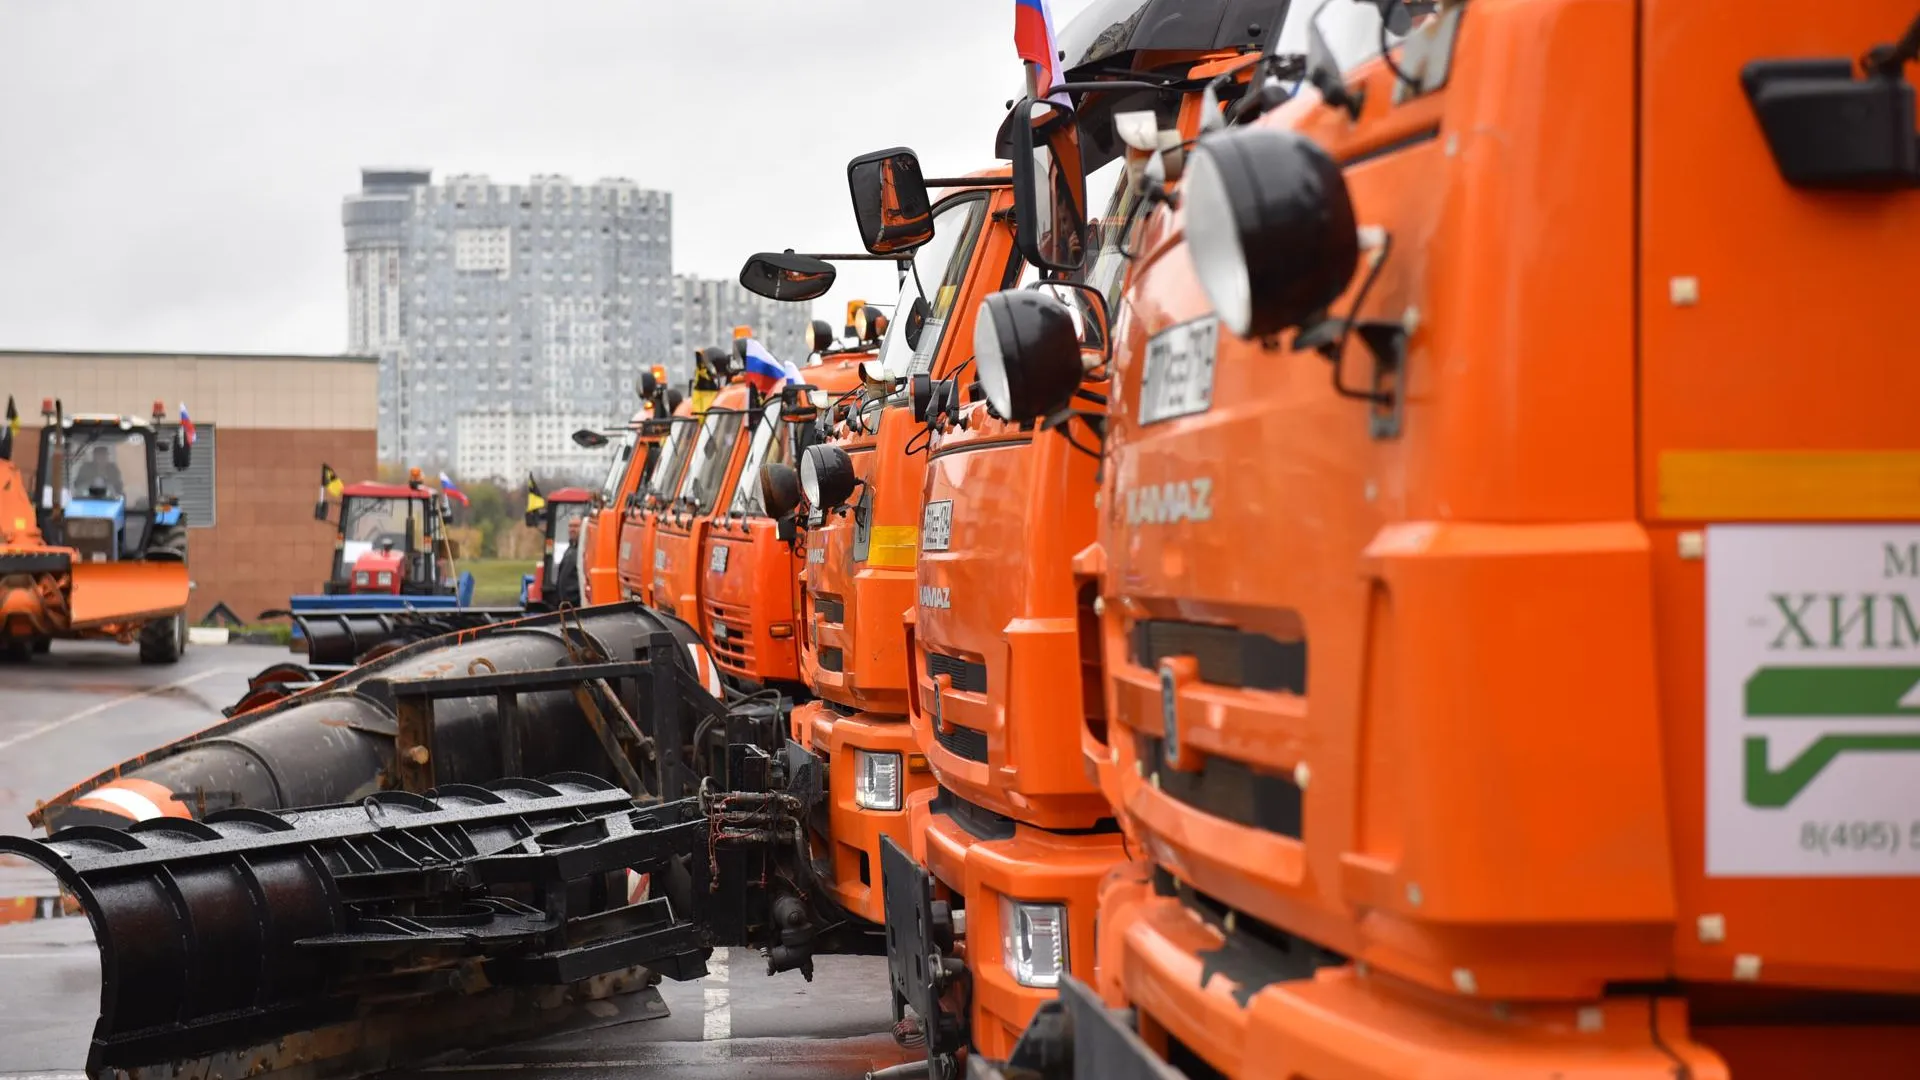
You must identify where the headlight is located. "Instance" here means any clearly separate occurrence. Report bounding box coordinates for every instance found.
[972,290,1082,422]
[376,571,393,587]
[1183,127,1360,339]
[353,571,370,587]
[852,749,902,811]
[1000,898,1068,988]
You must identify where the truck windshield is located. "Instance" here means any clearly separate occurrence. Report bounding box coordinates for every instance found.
[1015,160,1130,341]
[727,401,789,516]
[678,409,747,514]
[57,427,152,509]
[645,419,697,499]
[341,497,414,563]
[598,431,637,503]
[875,193,991,379]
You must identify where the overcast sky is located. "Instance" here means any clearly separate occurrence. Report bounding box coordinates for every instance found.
[0,0,1101,357]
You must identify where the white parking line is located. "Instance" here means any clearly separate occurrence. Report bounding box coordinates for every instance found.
[0,667,228,754]
[703,946,731,1042]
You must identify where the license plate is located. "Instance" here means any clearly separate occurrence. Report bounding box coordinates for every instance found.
[1139,317,1218,425]
[922,500,952,552]
[710,545,729,573]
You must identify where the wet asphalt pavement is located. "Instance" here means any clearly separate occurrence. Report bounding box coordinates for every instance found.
[0,640,912,1080]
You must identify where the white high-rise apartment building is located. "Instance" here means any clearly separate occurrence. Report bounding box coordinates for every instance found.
[343,168,674,478]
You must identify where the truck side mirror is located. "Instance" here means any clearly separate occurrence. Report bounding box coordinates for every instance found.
[739,252,838,302]
[1009,96,1088,273]
[847,147,935,255]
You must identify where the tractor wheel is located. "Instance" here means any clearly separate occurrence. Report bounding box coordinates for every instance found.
[31,636,50,654]
[139,612,186,665]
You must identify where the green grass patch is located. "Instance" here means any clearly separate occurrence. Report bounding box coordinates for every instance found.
[464,558,538,607]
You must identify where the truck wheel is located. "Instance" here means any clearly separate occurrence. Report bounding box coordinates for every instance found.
[139,612,186,665]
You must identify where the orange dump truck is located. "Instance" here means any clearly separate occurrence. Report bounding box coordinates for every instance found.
[578,367,682,606]
[699,335,869,692]
[617,394,701,608]
[966,2,1920,1078]
[736,165,1026,928]
[882,35,1270,1063]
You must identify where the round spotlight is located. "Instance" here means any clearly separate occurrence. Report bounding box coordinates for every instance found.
[799,444,858,511]
[760,462,803,519]
[1184,127,1358,339]
[806,319,835,354]
[854,304,887,343]
[973,289,1083,422]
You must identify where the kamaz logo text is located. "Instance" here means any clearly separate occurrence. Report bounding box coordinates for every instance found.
[1123,478,1214,526]
[920,585,951,609]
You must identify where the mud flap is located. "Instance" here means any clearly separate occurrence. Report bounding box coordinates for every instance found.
[881,833,963,1061]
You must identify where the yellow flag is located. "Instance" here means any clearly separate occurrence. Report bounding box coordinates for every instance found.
[320,463,344,499]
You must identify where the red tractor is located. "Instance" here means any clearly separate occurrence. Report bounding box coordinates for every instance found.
[521,484,595,612]
[319,472,463,599]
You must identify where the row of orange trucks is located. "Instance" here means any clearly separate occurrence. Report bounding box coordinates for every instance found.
[10,2,1919,1079]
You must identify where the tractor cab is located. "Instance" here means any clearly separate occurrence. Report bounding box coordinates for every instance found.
[521,487,593,612]
[33,399,191,565]
[324,481,453,596]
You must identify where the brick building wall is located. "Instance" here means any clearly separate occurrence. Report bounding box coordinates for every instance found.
[1,351,378,624]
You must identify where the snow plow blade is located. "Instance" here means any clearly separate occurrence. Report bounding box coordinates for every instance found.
[32,601,717,831]
[278,606,528,669]
[66,559,189,628]
[0,774,713,1080]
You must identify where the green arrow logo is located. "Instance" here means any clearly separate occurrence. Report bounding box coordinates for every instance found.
[1743,666,1920,807]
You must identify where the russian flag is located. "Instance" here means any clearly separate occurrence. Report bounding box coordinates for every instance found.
[438,471,469,506]
[178,402,197,447]
[740,339,798,396]
[1014,0,1065,101]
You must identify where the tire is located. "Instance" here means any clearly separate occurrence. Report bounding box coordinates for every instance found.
[139,612,186,665]
[31,636,50,654]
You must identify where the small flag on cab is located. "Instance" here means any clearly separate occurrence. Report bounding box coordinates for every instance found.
[315,463,343,520]
[0,395,17,460]
[526,473,547,526]
[439,471,469,506]
[740,339,801,397]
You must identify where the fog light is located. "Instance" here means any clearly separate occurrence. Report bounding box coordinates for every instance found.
[852,749,902,811]
[1000,898,1067,988]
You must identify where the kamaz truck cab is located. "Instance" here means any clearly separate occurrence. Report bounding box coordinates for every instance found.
[617,395,701,607]
[650,380,754,623]
[880,12,1273,1065]
[975,2,1920,1078]
[738,161,1020,927]
[699,325,870,693]
[579,366,682,606]
[323,473,457,597]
